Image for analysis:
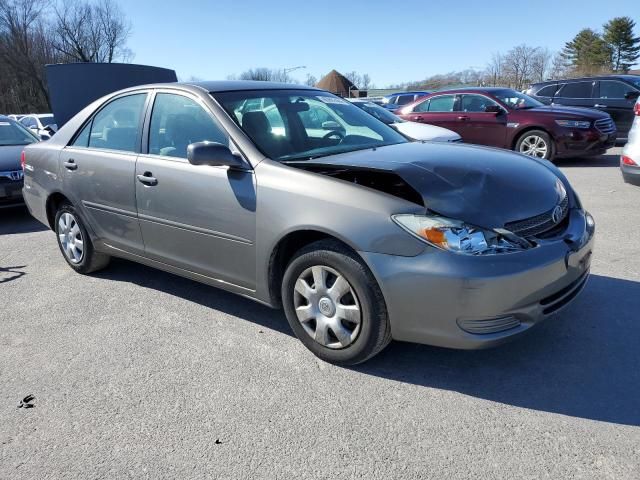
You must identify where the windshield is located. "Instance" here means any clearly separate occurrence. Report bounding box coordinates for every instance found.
[215,90,407,161]
[352,102,403,125]
[0,119,39,146]
[493,89,543,109]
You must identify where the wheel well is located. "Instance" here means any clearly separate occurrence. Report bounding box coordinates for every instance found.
[511,126,554,150]
[267,230,355,307]
[45,192,70,230]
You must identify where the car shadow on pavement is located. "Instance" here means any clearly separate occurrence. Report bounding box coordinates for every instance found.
[95,258,292,337]
[355,274,640,427]
[555,153,619,168]
[0,206,48,235]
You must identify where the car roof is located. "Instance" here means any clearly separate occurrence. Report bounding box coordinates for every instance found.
[184,80,321,93]
[531,75,640,86]
[433,87,512,94]
[385,91,430,96]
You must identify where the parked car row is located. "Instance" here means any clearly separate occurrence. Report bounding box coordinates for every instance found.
[621,97,640,186]
[0,115,40,208]
[3,113,58,140]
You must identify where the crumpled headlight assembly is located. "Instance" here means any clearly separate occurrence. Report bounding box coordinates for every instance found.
[392,214,530,255]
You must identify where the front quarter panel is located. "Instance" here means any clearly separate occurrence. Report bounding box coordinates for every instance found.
[253,159,426,302]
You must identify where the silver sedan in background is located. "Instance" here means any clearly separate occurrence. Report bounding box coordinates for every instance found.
[22,81,594,364]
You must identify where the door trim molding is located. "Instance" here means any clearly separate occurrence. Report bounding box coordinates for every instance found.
[138,214,253,245]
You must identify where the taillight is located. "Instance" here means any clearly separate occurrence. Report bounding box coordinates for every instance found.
[20,150,25,170]
[622,155,638,166]
[635,101,640,116]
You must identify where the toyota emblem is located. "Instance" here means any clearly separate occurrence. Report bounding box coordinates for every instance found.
[551,205,563,224]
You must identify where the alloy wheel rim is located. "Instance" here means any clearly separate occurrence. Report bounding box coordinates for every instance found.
[519,135,548,158]
[57,212,84,264]
[293,265,361,349]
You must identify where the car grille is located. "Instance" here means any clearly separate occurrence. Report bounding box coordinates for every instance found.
[504,190,569,238]
[0,170,24,184]
[594,118,616,135]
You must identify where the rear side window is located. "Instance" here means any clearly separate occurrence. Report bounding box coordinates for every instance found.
[148,93,228,159]
[85,94,147,152]
[557,81,594,98]
[598,80,633,99]
[536,84,558,97]
[396,95,415,106]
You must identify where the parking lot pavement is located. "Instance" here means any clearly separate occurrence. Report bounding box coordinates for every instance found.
[1,147,639,479]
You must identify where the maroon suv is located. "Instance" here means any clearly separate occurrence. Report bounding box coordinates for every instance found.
[398,87,617,160]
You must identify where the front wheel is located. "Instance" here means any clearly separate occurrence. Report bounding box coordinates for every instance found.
[281,240,391,365]
[515,130,554,160]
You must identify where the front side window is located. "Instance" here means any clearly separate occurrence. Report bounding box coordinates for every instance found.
[460,95,498,112]
[215,90,407,161]
[557,81,594,99]
[88,94,147,152]
[536,84,558,97]
[599,80,633,99]
[493,89,543,109]
[148,93,227,158]
[426,95,456,112]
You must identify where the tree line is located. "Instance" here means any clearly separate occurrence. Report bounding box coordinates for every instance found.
[394,16,639,92]
[0,0,132,114]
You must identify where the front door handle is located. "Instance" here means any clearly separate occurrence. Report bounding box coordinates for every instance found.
[63,159,78,171]
[594,104,607,108]
[137,172,158,186]
[410,116,424,122]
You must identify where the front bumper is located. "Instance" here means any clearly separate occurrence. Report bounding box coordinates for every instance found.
[555,129,616,158]
[0,179,24,208]
[360,208,594,349]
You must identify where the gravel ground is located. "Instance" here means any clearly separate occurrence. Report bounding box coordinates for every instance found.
[1,147,639,479]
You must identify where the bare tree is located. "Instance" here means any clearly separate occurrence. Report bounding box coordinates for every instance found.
[531,48,552,83]
[485,52,503,86]
[53,0,132,63]
[361,73,372,90]
[344,71,361,88]
[305,73,317,86]
[501,44,540,90]
[239,67,292,83]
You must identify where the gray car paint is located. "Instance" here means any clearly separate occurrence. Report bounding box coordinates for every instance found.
[22,81,594,349]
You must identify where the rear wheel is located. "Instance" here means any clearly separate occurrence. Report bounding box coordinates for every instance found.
[54,202,110,274]
[515,130,554,160]
[281,240,391,365]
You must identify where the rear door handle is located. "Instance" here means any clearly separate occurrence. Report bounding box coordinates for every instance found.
[457,115,469,121]
[137,172,158,186]
[594,104,607,108]
[410,116,424,122]
[63,159,77,171]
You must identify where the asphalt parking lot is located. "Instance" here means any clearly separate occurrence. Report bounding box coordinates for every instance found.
[1,147,639,479]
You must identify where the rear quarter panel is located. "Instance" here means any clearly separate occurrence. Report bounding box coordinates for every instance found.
[23,142,63,228]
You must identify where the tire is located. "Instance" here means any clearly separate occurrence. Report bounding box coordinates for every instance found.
[54,202,110,274]
[281,239,391,365]
[515,130,554,160]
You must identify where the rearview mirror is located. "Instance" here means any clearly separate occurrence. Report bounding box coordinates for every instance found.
[321,121,341,130]
[484,105,503,114]
[625,91,640,100]
[187,142,247,169]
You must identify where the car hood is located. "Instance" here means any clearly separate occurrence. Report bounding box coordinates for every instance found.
[288,142,564,228]
[0,145,26,171]
[520,105,610,120]
[393,121,461,142]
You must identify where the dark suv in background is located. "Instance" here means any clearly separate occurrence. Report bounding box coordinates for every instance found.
[381,91,430,112]
[526,75,640,138]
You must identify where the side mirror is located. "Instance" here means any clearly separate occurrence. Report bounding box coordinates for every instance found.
[187,142,247,169]
[625,91,640,100]
[484,105,503,114]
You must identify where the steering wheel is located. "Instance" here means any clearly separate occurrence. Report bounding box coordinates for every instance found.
[323,130,344,141]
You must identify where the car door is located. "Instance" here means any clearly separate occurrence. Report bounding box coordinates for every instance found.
[456,94,507,147]
[594,80,639,136]
[405,94,461,133]
[135,91,257,290]
[60,92,149,255]
[553,80,596,108]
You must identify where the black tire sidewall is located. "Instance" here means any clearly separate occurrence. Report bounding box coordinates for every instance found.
[516,130,554,160]
[54,203,94,273]
[281,242,388,365]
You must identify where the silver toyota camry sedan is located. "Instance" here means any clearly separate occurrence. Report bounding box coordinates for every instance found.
[22,81,595,365]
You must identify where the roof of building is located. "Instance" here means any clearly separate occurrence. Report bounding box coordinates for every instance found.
[315,70,357,96]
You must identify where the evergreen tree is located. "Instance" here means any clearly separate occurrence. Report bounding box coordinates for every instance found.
[562,29,611,75]
[603,17,640,73]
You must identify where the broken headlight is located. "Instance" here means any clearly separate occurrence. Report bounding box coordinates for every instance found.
[392,214,529,255]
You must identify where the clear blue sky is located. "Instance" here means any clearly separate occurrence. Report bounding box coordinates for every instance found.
[122,0,639,87]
